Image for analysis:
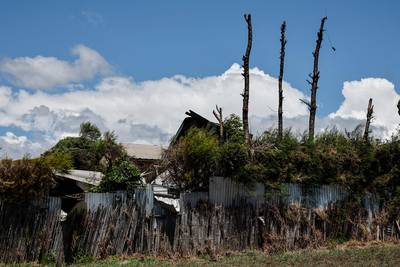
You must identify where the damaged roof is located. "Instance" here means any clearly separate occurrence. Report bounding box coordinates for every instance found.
[172,110,218,143]
[56,169,104,186]
[122,143,163,160]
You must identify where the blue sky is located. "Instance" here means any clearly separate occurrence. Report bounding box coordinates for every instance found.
[0,1,399,157]
[1,1,399,114]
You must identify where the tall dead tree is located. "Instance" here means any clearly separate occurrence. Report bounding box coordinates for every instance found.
[242,14,252,145]
[278,21,287,142]
[363,98,374,142]
[397,99,400,117]
[305,17,327,142]
[213,105,224,139]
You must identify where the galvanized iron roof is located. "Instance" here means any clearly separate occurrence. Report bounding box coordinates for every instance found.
[56,169,104,186]
[122,143,163,160]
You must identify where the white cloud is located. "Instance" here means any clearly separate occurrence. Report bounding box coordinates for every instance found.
[0,45,111,89]
[3,64,308,133]
[0,63,309,157]
[1,132,27,145]
[329,78,400,138]
[0,46,399,158]
[0,132,43,158]
[0,86,12,107]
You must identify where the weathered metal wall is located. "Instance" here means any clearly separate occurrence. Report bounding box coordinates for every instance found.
[209,177,349,210]
[209,176,265,206]
[85,191,127,211]
[85,185,153,216]
[180,191,208,209]
[0,180,398,263]
[0,197,64,264]
[265,183,349,208]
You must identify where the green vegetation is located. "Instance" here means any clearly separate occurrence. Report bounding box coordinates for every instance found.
[165,114,254,190]
[165,127,220,190]
[4,242,400,266]
[45,122,127,172]
[96,160,142,193]
[46,121,143,192]
[165,114,400,215]
[0,122,143,200]
[0,152,72,202]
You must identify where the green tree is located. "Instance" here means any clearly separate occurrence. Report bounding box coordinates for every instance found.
[97,131,127,170]
[45,122,126,171]
[224,114,245,143]
[80,122,101,140]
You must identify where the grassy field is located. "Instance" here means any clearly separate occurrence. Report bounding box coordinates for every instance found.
[3,242,400,267]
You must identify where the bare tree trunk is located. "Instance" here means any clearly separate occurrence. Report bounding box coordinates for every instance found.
[242,14,253,145]
[307,17,327,142]
[363,98,374,142]
[397,99,400,117]
[278,21,287,142]
[213,105,224,140]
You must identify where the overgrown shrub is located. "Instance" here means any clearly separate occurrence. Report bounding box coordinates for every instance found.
[165,119,400,202]
[96,160,142,193]
[218,142,248,178]
[0,152,73,202]
[165,128,219,190]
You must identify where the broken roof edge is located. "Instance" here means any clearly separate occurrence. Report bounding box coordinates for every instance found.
[122,143,164,160]
[172,110,219,144]
[55,169,104,186]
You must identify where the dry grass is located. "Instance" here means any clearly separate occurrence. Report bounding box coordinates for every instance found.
[3,241,400,267]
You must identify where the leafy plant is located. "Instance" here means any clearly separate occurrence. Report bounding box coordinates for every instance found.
[45,122,127,171]
[97,160,142,192]
[0,157,56,202]
[164,128,219,190]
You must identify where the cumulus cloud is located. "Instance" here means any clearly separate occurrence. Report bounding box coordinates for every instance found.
[0,63,309,157]
[1,132,27,145]
[0,45,111,89]
[0,47,399,158]
[0,132,43,158]
[329,78,400,138]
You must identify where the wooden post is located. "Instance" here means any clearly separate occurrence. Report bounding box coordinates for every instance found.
[242,14,253,146]
[307,17,327,142]
[363,98,374,142]
[278,21,287,142]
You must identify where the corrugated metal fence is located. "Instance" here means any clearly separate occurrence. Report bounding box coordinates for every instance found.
[0,197,63,264]
[208,176,265,206]
[207,177,349,209]
[0,178,397,264]
[85,185,153,216]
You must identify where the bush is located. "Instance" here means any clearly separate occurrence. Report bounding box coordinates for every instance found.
[0,157,56,202]
[165,128,219,191]
[97,160,142,192]
[40,151,73,173]
[164,114,400,209]
[218,142,248,179]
